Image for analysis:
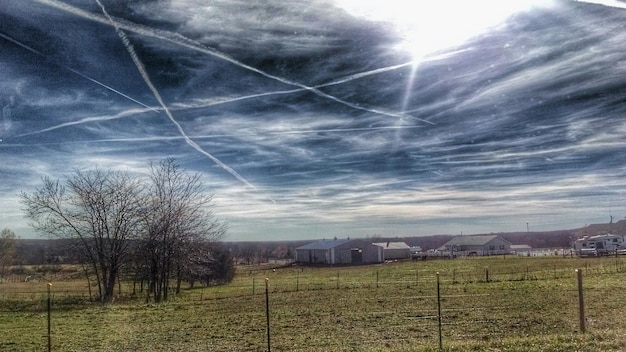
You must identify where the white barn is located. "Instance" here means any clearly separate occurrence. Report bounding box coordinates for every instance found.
[373,242,411,260]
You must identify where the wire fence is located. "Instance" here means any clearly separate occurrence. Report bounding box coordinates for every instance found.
[1,256,626,351]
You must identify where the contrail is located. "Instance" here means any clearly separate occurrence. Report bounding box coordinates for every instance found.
[95,0,258,191]
[0,31,158,113]
[319,49,470,89]
[34,0,435,125]
[173,49,469,114]
[16,58,427,138]
[11,124,427,146]
[14,108,148,138]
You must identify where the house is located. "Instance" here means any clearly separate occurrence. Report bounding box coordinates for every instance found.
[295,238,383,265]
[439,235,511,256]
[373,242,411,260]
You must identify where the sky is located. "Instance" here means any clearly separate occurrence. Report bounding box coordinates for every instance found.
[2,0,626,241]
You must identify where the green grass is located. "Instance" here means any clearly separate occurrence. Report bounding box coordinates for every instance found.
[1,256,626,351]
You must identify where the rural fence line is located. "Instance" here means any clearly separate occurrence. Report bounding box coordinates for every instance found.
[2,264,618,351]
[2,256,625,301]
[196,261,625,300]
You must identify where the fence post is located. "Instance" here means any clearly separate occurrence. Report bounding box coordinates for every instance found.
[336,272,339,290]
[296,272,299,292]
[47,282,52,352]
[253,278,256,295]
[376,270,379,288]
[485,267,489,283]
[576,269,585,333]
[525,266,529,280]
[265,278,271,352]
[436,272,442,351]
[415,270,419,287]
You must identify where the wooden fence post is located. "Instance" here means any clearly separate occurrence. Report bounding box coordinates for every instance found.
[436,272,442,351]
[265,278,271,352]
[576,269,585,333]
[47,283,52,352]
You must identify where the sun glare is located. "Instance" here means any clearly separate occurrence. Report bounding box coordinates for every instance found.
[335,0,555,61]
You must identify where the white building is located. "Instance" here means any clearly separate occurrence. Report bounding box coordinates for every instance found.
[439,235,511,256]
[373,242,411,260]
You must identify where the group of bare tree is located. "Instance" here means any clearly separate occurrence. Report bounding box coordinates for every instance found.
[20,159,230,303]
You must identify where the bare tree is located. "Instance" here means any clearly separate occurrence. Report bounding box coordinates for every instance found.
[142,158,226,302]
[20,169,144,302]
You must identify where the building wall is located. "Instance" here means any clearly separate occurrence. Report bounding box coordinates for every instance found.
[464,238,510,255]
[449,237,511,255]
[295,239,383,264]
[485,237,511,254]
[383,248,411,260]
[332,239,382,264]
[295,249,331,264]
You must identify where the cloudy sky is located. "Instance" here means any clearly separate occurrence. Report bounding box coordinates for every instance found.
[2,0,626,241]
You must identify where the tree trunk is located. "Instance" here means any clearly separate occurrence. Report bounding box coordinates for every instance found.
[104,266,118,303]
[82,263,93,301]
[175,263,182,294]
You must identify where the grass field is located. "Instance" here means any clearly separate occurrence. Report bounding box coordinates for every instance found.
[1,255,626,351]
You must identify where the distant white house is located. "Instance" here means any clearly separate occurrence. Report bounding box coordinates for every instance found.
[295,239,383,265]
[439,235,511,256]
[373,242,411,260]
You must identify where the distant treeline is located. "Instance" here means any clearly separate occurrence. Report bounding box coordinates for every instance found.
[12,230,576,266]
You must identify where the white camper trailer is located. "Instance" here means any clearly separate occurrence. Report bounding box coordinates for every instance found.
[572,234,625,256]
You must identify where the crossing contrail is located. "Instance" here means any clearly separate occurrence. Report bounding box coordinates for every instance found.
[34,0,435,125]
[172,49,469,114]
[95,0,259,192]
[0,31,158,113]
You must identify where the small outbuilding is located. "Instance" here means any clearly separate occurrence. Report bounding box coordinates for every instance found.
[510,244,533,256]
[439,235,511,256]
[373,242,411,260]
[295,238,383,265]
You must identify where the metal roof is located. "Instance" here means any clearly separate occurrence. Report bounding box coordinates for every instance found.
[373,242,410,250]
[443,235,510,246]
[296,238,353,250]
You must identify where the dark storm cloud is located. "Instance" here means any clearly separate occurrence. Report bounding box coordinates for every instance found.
[2,0,626,240]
